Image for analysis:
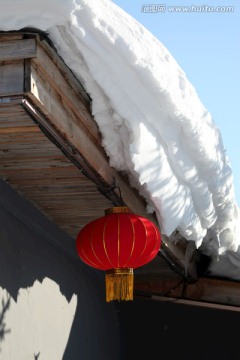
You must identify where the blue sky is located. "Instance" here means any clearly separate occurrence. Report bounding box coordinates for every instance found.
[112,0,240,206]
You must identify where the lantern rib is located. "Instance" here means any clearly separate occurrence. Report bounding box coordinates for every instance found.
[117,215,120,268]
[81,247,100,268]
[123,214,135,267]
[139,218,148,258]
[103,217,114,268]
[90,223,105,267]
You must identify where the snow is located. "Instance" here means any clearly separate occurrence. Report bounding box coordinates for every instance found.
[1,0,240,279]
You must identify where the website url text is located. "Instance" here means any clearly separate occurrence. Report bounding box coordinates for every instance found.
[141,4,235,13]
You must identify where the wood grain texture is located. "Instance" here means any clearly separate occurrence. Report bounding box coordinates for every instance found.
[0,60,24,95]
[0,98,113,239]
[0,38,36,61]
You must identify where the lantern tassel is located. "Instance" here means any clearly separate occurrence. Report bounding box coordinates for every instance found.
[105,268,134,302]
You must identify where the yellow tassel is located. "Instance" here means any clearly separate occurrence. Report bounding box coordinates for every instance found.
[105,268,134,302]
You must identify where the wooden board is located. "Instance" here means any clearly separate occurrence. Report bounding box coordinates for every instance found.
[0,60,24,95]
[0,38,36,61]
[0,98,114,238]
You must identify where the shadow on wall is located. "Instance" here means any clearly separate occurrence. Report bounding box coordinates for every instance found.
[0,179,91,303]
[0,296,11,352]
[0,180,121,360]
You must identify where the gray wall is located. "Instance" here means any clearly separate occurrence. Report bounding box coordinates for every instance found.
[0,180,121,360]
[119,292,240,359]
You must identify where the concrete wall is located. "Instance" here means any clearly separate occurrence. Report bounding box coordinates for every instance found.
[0,180,121,360]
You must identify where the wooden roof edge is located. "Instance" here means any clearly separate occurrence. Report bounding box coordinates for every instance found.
[0,31,200,281]
[134,276,240,310]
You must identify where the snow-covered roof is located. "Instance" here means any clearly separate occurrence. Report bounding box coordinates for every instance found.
[1,0,240,279]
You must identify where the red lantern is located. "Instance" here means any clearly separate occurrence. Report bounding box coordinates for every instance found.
[76,206,161,302]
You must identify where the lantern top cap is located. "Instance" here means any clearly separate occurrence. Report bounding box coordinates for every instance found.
[105,206,132,215]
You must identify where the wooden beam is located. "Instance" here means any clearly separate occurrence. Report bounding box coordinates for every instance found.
[134,277,240,308]
[21,97,148,211]
[0,33,195,279]
[0,126,40,134]
[0,60,24,96]
[0,38,36,61]
[23,39,152,217]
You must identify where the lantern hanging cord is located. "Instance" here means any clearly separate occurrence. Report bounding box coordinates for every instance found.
[97,177,125,206]
[109,178,123,205]
[116,185,124,206]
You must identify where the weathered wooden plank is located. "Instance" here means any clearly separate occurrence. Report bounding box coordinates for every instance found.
[0,34,23,41]
[0,146,61,156]
[0,137,59,150]
[0,114,34,127]
[0,60,24,95]
[34,39,92,116]
[0,167,82,180]
[0,100,33,126]
[0,38,36,61]
[29,57,100,145]
[23,43,155,222]
[0,160,72,170]
[135,277,240,309]
[0,125,40,134]
[25,76,151,214]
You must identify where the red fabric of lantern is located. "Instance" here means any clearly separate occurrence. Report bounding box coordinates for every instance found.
[76,207,161,302]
